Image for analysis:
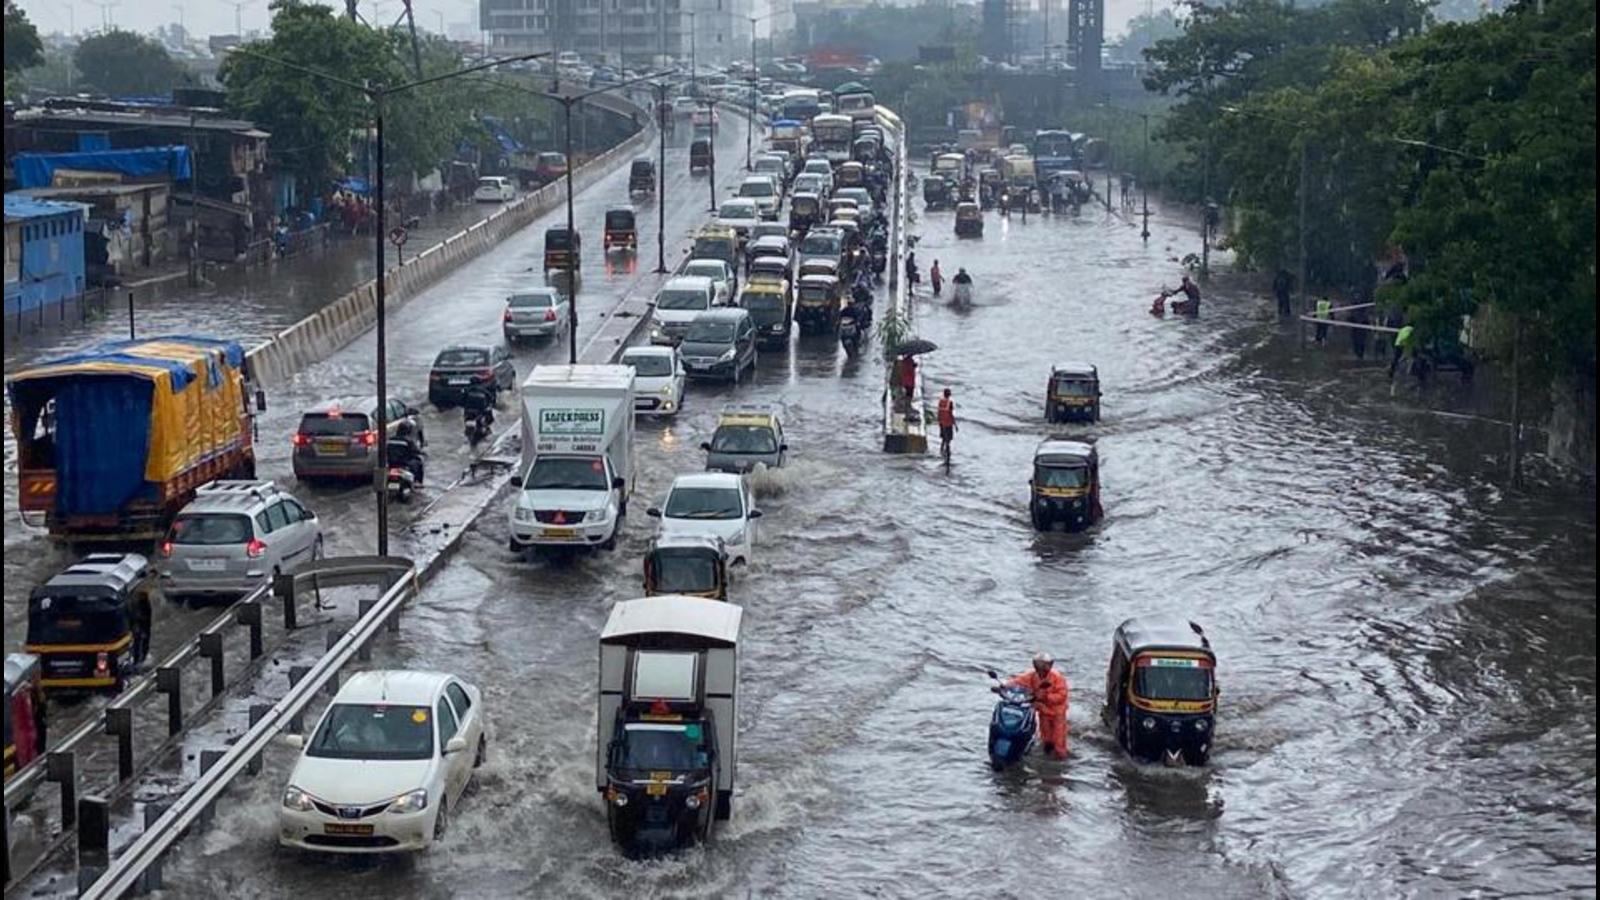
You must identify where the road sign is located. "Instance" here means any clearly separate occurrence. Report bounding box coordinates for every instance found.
[388,226,408,248]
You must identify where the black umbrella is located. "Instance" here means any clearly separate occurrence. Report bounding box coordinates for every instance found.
[893,337,938,357]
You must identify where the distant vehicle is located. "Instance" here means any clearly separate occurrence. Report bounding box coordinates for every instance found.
[715,198,760,240]
[533,151,569,184]
[503,287,570,344]
[651,275,717,346]
[628,158,656,196]
[673,97,700,117]
[293,397,423,483]
[648,472,761,566]
[278,670,487,853]
[690,139,713,173]
[158,480,322,602]
[620,345,686,417]
[428,344,516,408]
[473,176,515,202]
[737,176,781,220]
[703,404,786,473]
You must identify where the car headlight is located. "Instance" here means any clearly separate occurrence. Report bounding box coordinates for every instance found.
[1194,719,1210,732]
[1141,717,1157,731]
[659,384,675,395]
[282,785,316,812]
[514,507,534,522]
[612,791,629,807]
[685,792,702,810]
[388,788,428,814]
[584,509,607,523]
[717,348,737,362]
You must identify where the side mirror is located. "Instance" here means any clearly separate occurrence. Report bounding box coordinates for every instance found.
[778,443,788,452]
[255,389,268,412]
[747,509,763,519]
[699,442,712,452]
[612,476,626,489]
[985,669,999,680]
[407,406,421,417]
[646,507,662,518]
[282,733,304,749]
[444,736,468,755]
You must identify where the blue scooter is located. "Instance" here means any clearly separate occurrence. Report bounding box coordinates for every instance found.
[987,669,1036,771]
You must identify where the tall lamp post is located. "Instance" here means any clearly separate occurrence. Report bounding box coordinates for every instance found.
[1139,111,1150,242]
[744,10,779,171]
[227,47,550,557]
[703,97,719,212]
[651,80,671,273]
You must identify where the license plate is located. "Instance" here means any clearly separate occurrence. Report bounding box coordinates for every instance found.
[544,528,577,538]
[448,378,470,385]
[188,558,226,572]
[315,439,345,455]
[646,783,668,797]
[324,823,374,835]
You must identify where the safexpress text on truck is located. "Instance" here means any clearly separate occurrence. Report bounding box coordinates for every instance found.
[510,364,636,552]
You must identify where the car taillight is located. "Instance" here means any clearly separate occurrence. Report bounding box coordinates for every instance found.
[478,369,493,380]
[246,538,267,558]
[503,308,514,322]
[159,540,174,558]
[357,430,378,446]
[292,432,311,447]
[544,309,557,322]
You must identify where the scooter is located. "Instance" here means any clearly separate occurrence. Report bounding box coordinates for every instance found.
[463,407,493,449]
[952,280,973,308]
[986,669,1036,771]
[385,439,425,504]
[839,311,862,356]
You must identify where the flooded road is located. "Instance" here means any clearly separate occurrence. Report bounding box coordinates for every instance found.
[107,178,1600,896]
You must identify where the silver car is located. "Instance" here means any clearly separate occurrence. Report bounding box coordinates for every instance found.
[503,287,570,343]
[157,480,323,601]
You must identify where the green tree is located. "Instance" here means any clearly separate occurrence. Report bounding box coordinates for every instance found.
[73,29,190,96]
[5,0,44,99]
[1110,9,1183,65]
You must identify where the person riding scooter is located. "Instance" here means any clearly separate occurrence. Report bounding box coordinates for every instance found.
[993,651,1069,759]
[461,384,495,446]
[391,419,425,485]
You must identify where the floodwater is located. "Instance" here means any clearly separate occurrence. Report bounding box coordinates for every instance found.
[57,169,1600,897]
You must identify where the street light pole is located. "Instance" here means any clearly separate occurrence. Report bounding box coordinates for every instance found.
[564,96,578,364]
[1140,112,1150,241]
[654,82,669,273]
[746,15,757,171]
[705,98,718,212]
[1297,136,1308,320]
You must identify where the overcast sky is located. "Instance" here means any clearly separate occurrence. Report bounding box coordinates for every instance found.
[16,0,1167,46]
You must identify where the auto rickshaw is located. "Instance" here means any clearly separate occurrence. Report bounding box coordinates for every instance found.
[852,137,879,164]
[954,201,983,237]
[604,208,637,252]
[545,225,581,271]
[798,256,840,282]
[690,138,713,174]
[1028,438,1101,532]
[836,161,866,189]
[789,192,822,235]
[747,254,793,286]
[5,653,47,781]
[795,273,843,335]
[1102,616,1217,767]
[629,158,656,197]
[739,279,793,347]
[1046,362,1101,422]
[923,176,951,211]
[26,553,159,693]
[643,535,730,600]
[979,168,1004,207]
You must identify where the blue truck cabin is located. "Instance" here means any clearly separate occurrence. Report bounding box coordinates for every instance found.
[5,194,89,319]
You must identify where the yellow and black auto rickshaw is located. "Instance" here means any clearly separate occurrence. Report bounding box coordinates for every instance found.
[690,138,713,174]
[978,168,1004,207]
[789,192,822,236]
[1046,362,1100,422]
[545,225,581,272]
[954,201,983,237]
[1102,616,1218,766]
[643,535,730,600]
[795,273,843,335]
[5,653,47,781]
[603,208,637,253]
[628,158,656,197]
[26,553,158,693]
[836,161,866,190]
[1028,438,1101,532]
[739,278,793,348]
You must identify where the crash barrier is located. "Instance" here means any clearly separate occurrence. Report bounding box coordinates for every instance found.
[879,111,926,454]
[0,556,412,894]
[244,100,656,390]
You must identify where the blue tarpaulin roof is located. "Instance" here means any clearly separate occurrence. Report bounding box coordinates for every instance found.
[11,146,193,189]
[335,176,371,195]
[4,193,90,221]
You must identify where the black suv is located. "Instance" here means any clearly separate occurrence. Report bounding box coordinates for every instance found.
[428,344,517,407]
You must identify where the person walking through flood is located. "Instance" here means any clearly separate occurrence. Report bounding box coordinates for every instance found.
[1314,295,1333,344]
[995,652,1069,759]
[1348,301,1371,359]
[1273,269,1295,318]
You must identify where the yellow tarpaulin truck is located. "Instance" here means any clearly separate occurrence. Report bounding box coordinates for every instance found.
[8,335,259,541]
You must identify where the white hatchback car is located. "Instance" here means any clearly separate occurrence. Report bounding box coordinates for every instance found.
[647,472,761,566]
[620,345,686,416]
[279,670,487,854]
[683,258,736,305]
[473,176,515,202]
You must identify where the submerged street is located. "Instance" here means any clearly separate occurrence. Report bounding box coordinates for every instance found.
[140,181,1595,896]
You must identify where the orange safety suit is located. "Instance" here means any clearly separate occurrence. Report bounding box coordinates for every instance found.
[937,396,955,430]
[1008,667,1069,758]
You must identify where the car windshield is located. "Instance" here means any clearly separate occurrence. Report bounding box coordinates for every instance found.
[615,723,709,772]
[625,354,673,377]
[652,554,719,593]
[740,181,774,197]
[800,235,840,255]
[477,178,501,189]
[525,456,609,491]
[434,349,488,367]
[664,486,743,519]
[307,703,434,760]
[743,293,783,312]
[1035,464,1088,488]
[799,286,833,303]
[169,513,252,545]
[685,321,736,343]
[1134,660,1213,701]
[719,202,755,219]
[509,293,555,308]
[1053,377,1095,396]
[299,412,372,436]
[658,289,710,311]
[711,425,777,454]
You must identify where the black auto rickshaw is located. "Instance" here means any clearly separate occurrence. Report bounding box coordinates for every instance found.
[1103,616,1217,767]
[690,138,713,174]
[790,192,822,235]
[26,554,158,693]
[1045,362,1101,422]
[922,176,950,210]
[629,158,656,197]
[545,225,581,272]
[5,653,47,781]
[836,161,866,190]
[954,201,983,237]
[643,535,730,600]
[795,273,843,335]
[1028,438,1102,532]
[604,208,637,252]
[979,168,1004,207]
[958,176,977,203]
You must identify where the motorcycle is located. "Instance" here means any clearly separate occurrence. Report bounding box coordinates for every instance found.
[463,406,493,449]
[838,311,863,356]
[385,438,425,504]
[986,669,1036,771]
[952,280,973,308]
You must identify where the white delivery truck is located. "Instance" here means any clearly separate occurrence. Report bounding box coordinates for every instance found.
[510,364,635,552]
[597,595,742,857]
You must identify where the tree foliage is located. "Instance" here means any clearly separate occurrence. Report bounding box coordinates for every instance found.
[5,1,43,76]
[73,29,191,96]
[1109,9,1184,65]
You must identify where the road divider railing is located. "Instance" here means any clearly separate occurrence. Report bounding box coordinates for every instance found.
[879,110,925,454]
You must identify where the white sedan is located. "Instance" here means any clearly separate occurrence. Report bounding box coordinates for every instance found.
[620,345,686,416]
[647,472,761,566]
[683,258,736,305]
[278,670,487,854]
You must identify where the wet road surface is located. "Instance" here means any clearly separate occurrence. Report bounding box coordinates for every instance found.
[143,179,1595,896]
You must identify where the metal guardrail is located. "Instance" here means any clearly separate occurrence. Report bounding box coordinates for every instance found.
[1,556,412,896]
[880,112,923,453]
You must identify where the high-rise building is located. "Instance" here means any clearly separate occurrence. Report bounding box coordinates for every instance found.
[480,0,750,66]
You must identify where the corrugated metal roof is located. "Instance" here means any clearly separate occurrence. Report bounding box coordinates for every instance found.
[13,107,266,135]
[4,193,90,221]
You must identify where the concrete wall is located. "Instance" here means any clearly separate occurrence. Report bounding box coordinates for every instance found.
[244,113,653,390]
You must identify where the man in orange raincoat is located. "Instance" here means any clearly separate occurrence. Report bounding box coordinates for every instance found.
[997,652,1070,759]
